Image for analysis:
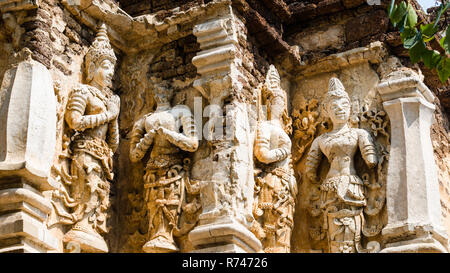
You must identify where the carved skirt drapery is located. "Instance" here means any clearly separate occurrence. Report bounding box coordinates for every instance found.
[320,174,365,253]
[68,135,113,236]
[253,165,295,253]
[143,154,187,251]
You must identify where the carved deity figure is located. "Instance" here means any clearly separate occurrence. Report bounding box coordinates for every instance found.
[305,78,378,253]
[129,83,200,253]
[252,65,297,253]
[59,24,120,252]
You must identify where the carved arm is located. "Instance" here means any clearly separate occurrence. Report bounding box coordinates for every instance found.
[65,87,118,132]
[159,107,199,152]
[107,118,120,153]
[358,129,377,168]
[304,137,323,183]
[254,124,289,164]
[129,116,155,163]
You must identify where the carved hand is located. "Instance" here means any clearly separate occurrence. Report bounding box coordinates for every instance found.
[145,129,156,138]
[156,127,167,137]
[106,95,120,120]
[157,127,176,139]
[144,129,156,142]
[366,154,377,168]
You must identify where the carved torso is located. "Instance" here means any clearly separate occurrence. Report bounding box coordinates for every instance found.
[145,109,180,158]
[129,102,199,253]
[317,128,360,179]
[66,84,114,141]
[256,121,292,169]
[83,87,110,139]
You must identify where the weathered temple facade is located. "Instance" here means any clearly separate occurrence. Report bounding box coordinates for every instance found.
[0,0,449,253]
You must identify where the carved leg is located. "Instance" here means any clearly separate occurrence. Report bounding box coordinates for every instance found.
[143,185,180,253]
[63,156,108,253]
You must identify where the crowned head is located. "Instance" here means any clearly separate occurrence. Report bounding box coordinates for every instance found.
[322,77,351,125]
[263,65,292,134]
[153,81,174,105]
[85,24,117,89]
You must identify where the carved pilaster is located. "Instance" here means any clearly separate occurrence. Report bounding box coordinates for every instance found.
[192,2,240,108]
[188,2,262,253]
[0,59,58,252]
[377,69,449,253]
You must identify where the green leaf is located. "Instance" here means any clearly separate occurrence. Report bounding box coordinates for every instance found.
[421,23,438,42]
[409,41,426,63]
[440,36,446,48]
[442,27,450,54]
[398,13,408,33]
[390,1,408,24]
[437,58,450,83]
[406,4,417,28]
[433,2,450,29]
[422,49,442,69]
[388,0,396,18]
[400,26,417,41]
[403,31,421,49]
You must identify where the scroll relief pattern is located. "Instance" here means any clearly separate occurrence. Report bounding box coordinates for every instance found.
[252,65,298,253]
[48,24,120,253]
[300,78,388,253]
[129,82,201,253]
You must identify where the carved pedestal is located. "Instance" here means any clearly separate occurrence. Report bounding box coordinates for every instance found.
[377,71,449,253]
[0,177,58,252]
[0,59,58,252]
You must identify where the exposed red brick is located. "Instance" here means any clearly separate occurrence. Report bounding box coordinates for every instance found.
[288,3,317,23]
[345,9,389,43]
[261,0,291,22]
[317,0,344,16]
[342,0,365,8]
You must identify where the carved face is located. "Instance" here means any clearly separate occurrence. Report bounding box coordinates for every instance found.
[153,85,173,105]
[268,78,280,91]
[269,96,285,121]
[2,13,16,31]
[90,59,114,89]
[327,97,350,125]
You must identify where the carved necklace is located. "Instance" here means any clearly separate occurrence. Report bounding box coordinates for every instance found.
[87,85,112,104]
[322,126,357,150]
[328,126,351,137]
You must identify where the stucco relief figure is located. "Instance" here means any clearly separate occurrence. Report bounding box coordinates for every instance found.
[252,65,297,253]
[305,78,378,253]
[53,24,119,252]
[129,83,200,253]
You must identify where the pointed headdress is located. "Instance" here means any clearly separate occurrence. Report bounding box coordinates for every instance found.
[261,65,292,134]
[323,77,350,104]
[263,65,286,103]
[85,23,117,79]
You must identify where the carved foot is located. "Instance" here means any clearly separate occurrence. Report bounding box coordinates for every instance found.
[63,228,108,253]
[142,235,179,253]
